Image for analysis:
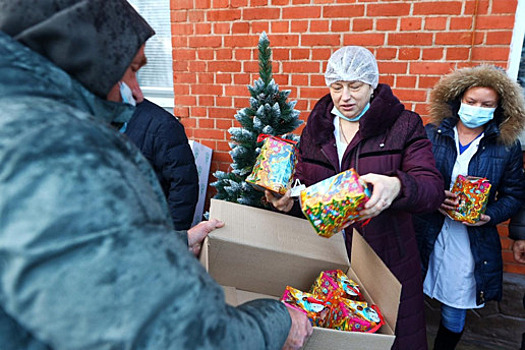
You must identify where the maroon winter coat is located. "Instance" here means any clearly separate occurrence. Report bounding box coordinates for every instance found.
[295,84,444,350]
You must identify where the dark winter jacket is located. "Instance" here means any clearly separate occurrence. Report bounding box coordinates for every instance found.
[509,203,525,241]
[296,85,445,350]
[0,1,291,349]
[125,100,199,230]
[414,65,525,305]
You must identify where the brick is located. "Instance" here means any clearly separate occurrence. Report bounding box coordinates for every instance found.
[191,107,207,117]
[271,21,289,33]
[244,8,280,20]
[476,15,516,30]
[198,118,215,128]
[243,61,260,73]
[197,49,214,60]
[343,33,385,46]
[224,35,258,47]
[212,0,229,8]
[422,48,444,60]
[232,22,250,33]
[291,48,310,60]
[464,0,490,15]
[492,0,518,14]
[375,47,398,60]
[388,33,433,46]
[486,31,513,45]
[173,73,196,84]
[471,47,509,61]
[172,36,188,47]
[332,20,351,32]
[234,74,251,84]
[231,0,248,7]
[378,61,408,74]
[292,74,309,86]
[171,23,193,35]
[216,49,233,60]
[235,48,252,60]
[194,128,227,140]
[189,61,207,71]
[376,18,398,31]
[216,73,232,84]
[310,75,326,87]
[198,73,214,84]
[180,116,195,127]
[379,75,394,87]
[284,6,321,18]
[195,0,212,9]
[173,61,189,72]
[209,60,243,73]
[225,85,251,96]
[271,0,290,5]
[207,9,242,21]
[413,1,462,15]
[396,76,417,88]
[282,61,321,73]
[251,0,269,6]
[368,3,411,17]
[310,20,330,32]
[216,119,234,130]
[392,88,427,102]
[195,23,213,35]
[450,17,473,30]
[192,84,223,96]
[173,49,196,61]
[273,48,290,60]
[311,48,332,60]
[424,17,448,30]
[302,34,341,46]
[399,48,421,60]
[173,106,190,117]
[324,5,365,18]
[189,36,223,48]
[271,34,300,46]
[216,96,233,107]
[209,107,239,118]
[214,22,231,34]
[172,0,193,10]
[252,22,270,33]
[300,87,329,99]
[410,62,455,75]
[171,11,188,22]
[352,18,373,32]
[504,263,525,274]
[292,0,311,4]
[435,31,479,45]
[188,11,205,22]
[446,47,470,60]
[291,21,308,32]
[400,17,422,31]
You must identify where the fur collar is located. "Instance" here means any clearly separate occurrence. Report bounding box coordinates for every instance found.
[429,65,525,146]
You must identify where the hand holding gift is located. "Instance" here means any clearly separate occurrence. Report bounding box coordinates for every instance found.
[300,169,371,238]
[444,175,491,224]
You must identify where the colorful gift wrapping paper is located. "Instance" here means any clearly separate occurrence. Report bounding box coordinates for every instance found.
[300,169,371,238]
[445,175,491,224]
[281,269,384,333]
[246,135,297,195]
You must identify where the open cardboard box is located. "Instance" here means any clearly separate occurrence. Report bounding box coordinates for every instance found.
[201,199,401,349]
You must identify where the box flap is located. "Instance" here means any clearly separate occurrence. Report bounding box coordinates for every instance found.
[306,327,395,350]
[351,231,401,332]
[208,199,349,265]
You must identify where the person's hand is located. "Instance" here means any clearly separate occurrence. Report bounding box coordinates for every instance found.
[437,190,458,216]
[265,190,294,213]
[282,304,313,350]
[358,174,401,220]
[512,240,525,264]
[463,214,491,227]
[187,218,225,257]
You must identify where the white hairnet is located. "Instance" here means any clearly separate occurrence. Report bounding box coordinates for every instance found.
[324,46,379,88]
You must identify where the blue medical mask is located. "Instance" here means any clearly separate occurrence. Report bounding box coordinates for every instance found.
[458,103,495,129]
[119,81,136,106]
[332,102,370,122]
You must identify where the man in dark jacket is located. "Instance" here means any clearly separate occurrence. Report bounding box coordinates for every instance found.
[117,51,198,230]
[0,1,311,349]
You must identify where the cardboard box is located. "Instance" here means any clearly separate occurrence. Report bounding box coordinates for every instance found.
[201,199,401,349]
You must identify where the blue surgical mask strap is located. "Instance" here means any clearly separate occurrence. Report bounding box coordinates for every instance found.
[333,102,370,122]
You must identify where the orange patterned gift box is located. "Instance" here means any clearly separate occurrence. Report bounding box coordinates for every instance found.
[246,135,297,195]
[445,175,491,224]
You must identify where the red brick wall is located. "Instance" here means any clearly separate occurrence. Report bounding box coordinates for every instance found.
[171,0,523,274]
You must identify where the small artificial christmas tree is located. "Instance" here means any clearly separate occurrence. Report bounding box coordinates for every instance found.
[212,31,303,208]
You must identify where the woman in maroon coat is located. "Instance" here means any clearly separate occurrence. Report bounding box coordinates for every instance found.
[267,46,444,350]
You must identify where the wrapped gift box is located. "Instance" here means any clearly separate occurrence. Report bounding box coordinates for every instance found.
[300,169,370,238]
[445,175,491,224]
[245,135,297,195]
[201,199,401,350]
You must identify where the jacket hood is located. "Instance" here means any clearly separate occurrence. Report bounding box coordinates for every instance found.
[429,65,525,146]
[0,0,154,98]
